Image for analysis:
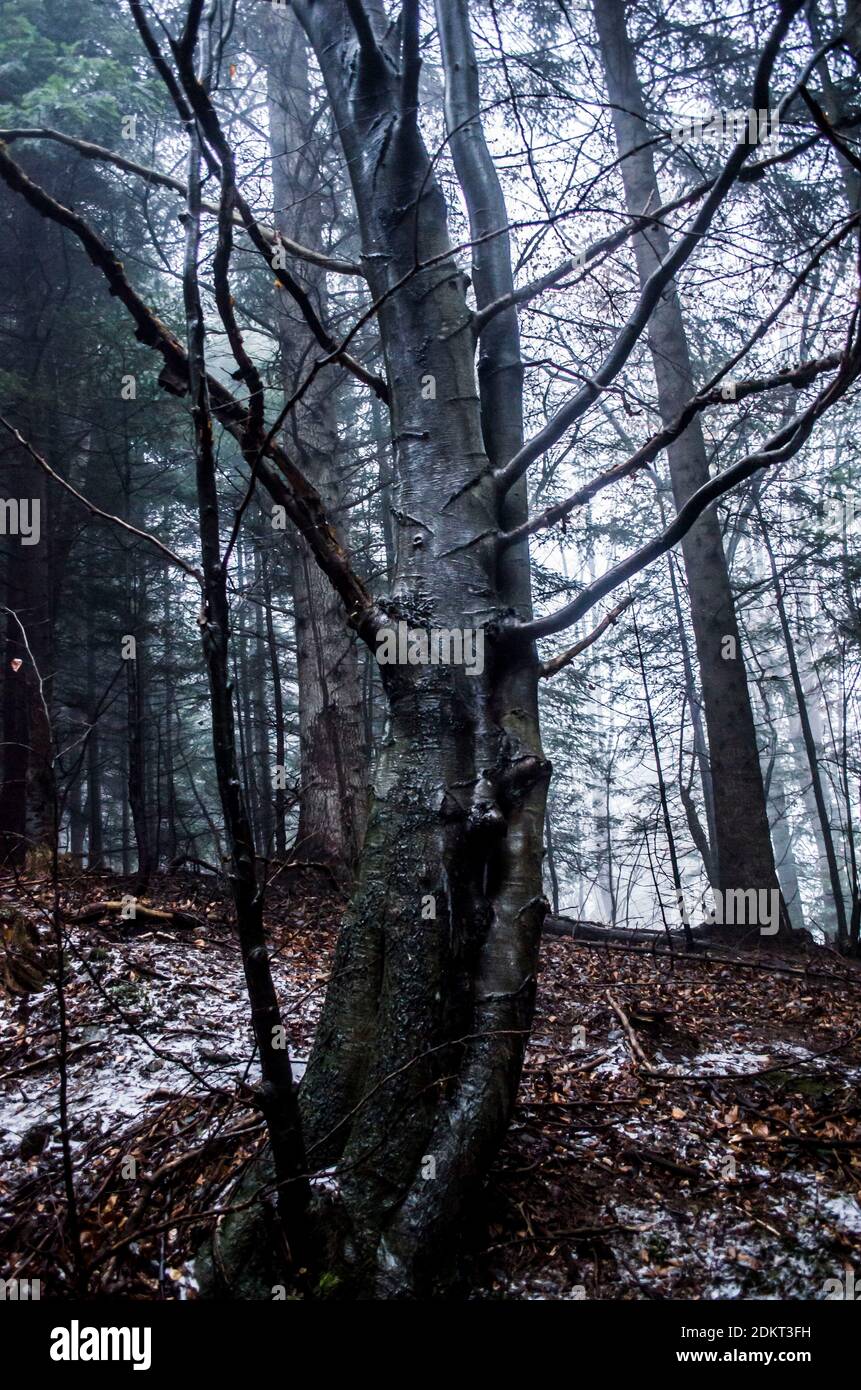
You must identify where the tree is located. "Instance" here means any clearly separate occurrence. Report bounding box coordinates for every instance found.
[592,0,788,930]
[264,6,367,876]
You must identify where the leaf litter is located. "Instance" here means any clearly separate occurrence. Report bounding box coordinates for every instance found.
[1,870,860,1300]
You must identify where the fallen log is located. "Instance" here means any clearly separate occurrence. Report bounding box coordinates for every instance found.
[68,901,203,931]
[543,916,861,987]
[544,915,706,946]
[545,914,816,950]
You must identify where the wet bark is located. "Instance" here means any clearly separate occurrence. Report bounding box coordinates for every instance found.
[285,0,549,1295]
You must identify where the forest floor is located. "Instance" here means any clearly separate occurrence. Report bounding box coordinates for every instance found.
[1,869,860,1301]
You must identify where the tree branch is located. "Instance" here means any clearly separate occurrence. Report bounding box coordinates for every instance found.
[344,0,388,78]
[471,131,823,339]
[499,350,844,550]
[0,127,364,276]
[540,598,633,678]
[798,83,861,173]
[508,333,861,644]
[127,0,194,123]
[0,141,378,639]
[492,0,807,495]
[166,34,388,401]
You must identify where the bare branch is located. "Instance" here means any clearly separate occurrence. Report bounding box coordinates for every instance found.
[499,350,843,551]
[508,334,861,644]
[492,1,809,495]
[540,598,634,678]
[798,83,861,173]
[127,0,194,123]
[0,127,364,276]
[471,131,823,338]
[0,141,378,638]
[166,36,388,401]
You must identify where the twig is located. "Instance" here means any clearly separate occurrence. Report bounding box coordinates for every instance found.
[606,989,654,1071]
[0,1040,105,1085]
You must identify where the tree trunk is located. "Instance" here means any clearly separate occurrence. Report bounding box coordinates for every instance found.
[161,568,179,866]
[758,501,849,946]
[0,594,29,867]
[265,10,367,879]
[85,605,104,872]
[286,0,549,1295]
[768,778,806,933]
[251,542,276,854]
[262,548,288,857]
[592,0,789,933]
[126,633,153,883]
[65,767,86,865]
[0,422,52,866]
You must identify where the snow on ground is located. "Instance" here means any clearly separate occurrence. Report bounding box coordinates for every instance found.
[1,920,317,1185]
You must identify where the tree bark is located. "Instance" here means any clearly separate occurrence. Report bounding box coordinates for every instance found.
[281,0,550,1295]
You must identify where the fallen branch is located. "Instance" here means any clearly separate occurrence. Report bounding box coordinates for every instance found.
[68,901,203,930]
[0,1040,106,1085]
[544,917,861,988]
[620,1145,701,1181]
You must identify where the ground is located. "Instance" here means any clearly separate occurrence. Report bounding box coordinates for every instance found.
[1,870,859,1299]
